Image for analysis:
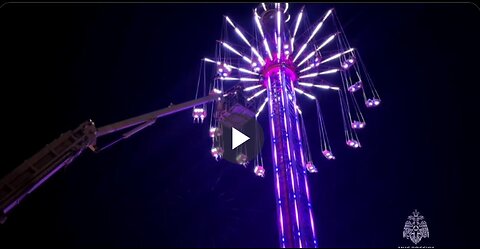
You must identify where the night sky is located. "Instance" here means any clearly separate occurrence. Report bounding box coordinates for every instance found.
[0,2,479,248]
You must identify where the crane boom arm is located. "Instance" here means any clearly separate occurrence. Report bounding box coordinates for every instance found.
[0,92,220,223]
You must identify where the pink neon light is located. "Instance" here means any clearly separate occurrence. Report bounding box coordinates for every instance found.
[279,207,285,236]
[294,199,300,236]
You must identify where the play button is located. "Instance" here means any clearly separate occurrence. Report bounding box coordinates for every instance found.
[216,113,264,166]
[232,127,250,150]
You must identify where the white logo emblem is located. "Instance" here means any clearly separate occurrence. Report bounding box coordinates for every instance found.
[403,209,430,245]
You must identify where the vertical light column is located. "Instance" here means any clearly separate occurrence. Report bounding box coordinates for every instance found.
[266,67,316,248]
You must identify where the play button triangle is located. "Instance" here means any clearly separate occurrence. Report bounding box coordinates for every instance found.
[232,127,250,150]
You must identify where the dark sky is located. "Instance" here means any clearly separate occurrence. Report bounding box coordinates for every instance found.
[0,2,479,248]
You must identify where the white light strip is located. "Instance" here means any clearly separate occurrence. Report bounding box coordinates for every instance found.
[277,36,282,61]
[251,47,266,66]
[277,9,281,35]
[235,28,252,47]
[320,48,355,64]
[299,64,314,73]
[294,87,316,100]
[298,51,315,67]
[318,68,340,74]
[242,56,252,64]
[240,77,260,82]
[203,58,259,76]
[203,57,215,63]
[298,68,339,78]
[322,9,333,22]
[293,8,303,38]
[264,38,273,61]
[256,97,269,117]
[221,41,242,57]
[298,82,313,87]
[255,15,265,39]
[293,43,307,62]
[293,9,332,63]
[248,88,267,101]
[238,67,259,75]
[304,92,316,100]
[297,33,338,67]
[295,103,303,115]
[244,84,263,91]
[313,84,331,89]
[225,16,235,28]
[220,77,239,81]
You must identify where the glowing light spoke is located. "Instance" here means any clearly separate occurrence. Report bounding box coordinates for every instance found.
[298,51,316,67]
[225,16,235,28]
[297,33,338,67]
[284,3,289,13]
[299,68,339,79]
[322,9,333,22]
[293,44,307,62]
[220,77,239,81]
[307,21,324,44]
[225,16,267,66]
[219,41,253,64]
[235,28,252,47]
[203,58,258,75]
[238,67,259,75]
[293,8,303,38]
[277,36,282,61]
[242,56,252,64]
[255,15,265,39]
[247,88,267,101]
[295,103,303,114]
[303,92,316,100]
[203,57,215,63]
[264,38,273,61]
[318,33,337,50]
[220,41,241,56]
[298,82,313,87]
[277,10,281,34]
[293,9,332,63]
[251,47,266,65]
[244,84,263,91]
[299,64,314,73]
[240,77,260,82]
[294,87,316,100]
[319,68,340,74]
[256,97,269,117]
[295,83,340,91]
[298,72,318,79]
[320,48,355,64]
[262,3,267,11]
